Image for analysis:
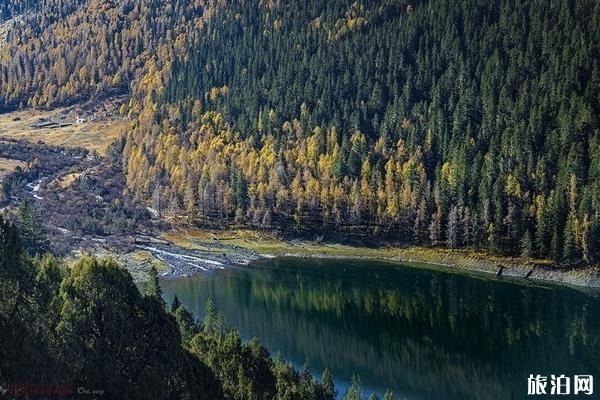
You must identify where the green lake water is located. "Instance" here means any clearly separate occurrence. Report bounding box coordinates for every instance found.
[160,257,600,399]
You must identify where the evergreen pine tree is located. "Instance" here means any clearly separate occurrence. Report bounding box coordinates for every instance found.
[146,266,164,306]
[16,199,45,255]
[322,368,336,400]
[344,375,362,400]
[171,295,181,312]
[520,231,532,257]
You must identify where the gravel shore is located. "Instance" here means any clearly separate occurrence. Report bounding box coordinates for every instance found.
[99,233,600,290]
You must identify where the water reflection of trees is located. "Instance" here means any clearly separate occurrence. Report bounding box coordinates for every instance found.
[162,260,600,399]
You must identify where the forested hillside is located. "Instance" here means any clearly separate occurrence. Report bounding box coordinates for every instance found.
[1,0,599,263]
[0,0,38,21]
[0,0,216,108]
[0,216,345,399]
[123,0,600,263]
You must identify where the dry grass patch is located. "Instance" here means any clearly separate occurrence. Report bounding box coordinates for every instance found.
[0,102,127,155]
[163,228,299,257]
[54,171,83,189]
[0,157,27,179]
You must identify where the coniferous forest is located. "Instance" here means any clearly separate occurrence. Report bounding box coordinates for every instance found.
[125,0,599,263]
[1,0,599,263]
[0,217,342,399]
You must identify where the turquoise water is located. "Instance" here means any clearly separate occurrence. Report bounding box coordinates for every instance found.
[160,257,600,399]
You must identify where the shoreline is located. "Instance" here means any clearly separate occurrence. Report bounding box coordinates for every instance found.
[117,228,600,290]
[275,251,600,291]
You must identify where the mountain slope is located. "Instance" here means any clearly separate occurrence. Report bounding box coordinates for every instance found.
[124,0,600,262]
[1,0,599,263]
[0,0,39,21]
[0,0,217,109]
